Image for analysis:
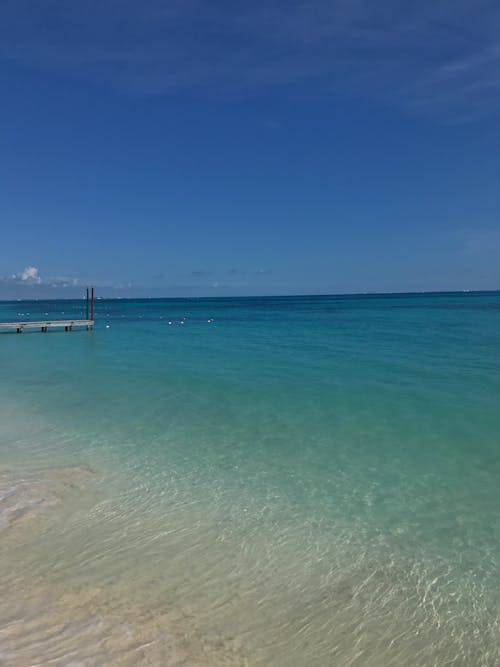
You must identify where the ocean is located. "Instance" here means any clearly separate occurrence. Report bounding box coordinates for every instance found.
[1,292,499,665]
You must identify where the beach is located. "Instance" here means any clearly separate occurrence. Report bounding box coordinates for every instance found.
[1,293,500,665]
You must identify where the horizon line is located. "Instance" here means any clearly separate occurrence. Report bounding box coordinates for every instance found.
[1,288,499,303]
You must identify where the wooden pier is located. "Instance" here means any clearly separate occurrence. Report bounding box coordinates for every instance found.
[1,287,96,334]
[0,320,94,333]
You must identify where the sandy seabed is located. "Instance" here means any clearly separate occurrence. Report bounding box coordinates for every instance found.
[2,462,499,667]
[0,465,247,667]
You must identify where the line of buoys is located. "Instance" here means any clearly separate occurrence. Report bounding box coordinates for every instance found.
[163,318,215,325]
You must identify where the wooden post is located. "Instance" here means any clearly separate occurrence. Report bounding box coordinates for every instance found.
[86,287,89,320]
[91,287,95,321]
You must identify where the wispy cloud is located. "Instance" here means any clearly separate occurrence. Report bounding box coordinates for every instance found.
[401,45,500,121]
[1,1,500,119]
[191,270,213,277]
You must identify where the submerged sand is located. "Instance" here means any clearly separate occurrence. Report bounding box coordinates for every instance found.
[1,462,499,666]
[0,582,246,666]
[0,465,246,666]
[0,466,93,534]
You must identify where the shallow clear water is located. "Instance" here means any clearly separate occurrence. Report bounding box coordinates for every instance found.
[1,293,500,665]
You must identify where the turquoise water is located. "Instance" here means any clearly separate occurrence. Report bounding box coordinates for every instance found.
[1,292,500,665]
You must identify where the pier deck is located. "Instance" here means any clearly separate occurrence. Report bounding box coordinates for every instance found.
[0,320,94,333]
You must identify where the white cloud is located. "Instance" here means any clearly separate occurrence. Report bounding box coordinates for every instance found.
[0,266,133,297]
[3,266,82,288]
[17,266,42,284]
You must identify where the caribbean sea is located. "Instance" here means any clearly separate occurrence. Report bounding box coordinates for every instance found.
[1,292,499,665]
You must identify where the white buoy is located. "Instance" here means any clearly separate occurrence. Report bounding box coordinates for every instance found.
[105,324,110,329]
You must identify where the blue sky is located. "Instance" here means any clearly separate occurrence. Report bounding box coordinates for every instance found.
[1,0,500,297]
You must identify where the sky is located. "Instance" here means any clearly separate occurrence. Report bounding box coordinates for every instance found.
[1,0,500,298]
